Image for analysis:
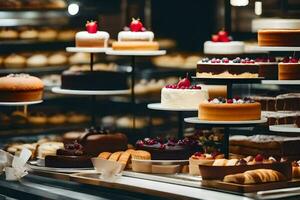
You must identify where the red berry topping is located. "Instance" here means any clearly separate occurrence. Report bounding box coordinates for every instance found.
[255,154,264,162]
[290,57,298,63]
[177,73,191,88]
[227,99,233,103]
[282,57,290,63]
[218,30,228,38]
[195,85,202,90]
[86,21,98,33]
[211,34,219,42]
[130,18,143,32]
[194,152,203,157]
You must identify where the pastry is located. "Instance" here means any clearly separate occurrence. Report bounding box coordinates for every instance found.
[38,28,57,40]
[46,0,67,9]
[292,162,300,178]
[116,116,147,129]
[57,30,76,40]
[47,53,68,66]
[278,57,300,80]
[0,29,18,39]
[199,97,261,121]
[108,151,123,161]
[118,152,131,166]
[223,169,286,184]
[189,152,224,175]
[28,112,47,125]
[0,113,10,126]
[112,18,159,51]
[66,112,89,124]
[131,150,151,160]
[161,75,208,109]
[98,152,112,160]
[197,57,259,78]
[19,29,38,40]
[0,74,44,102]
[69,52,90,64]
[258,29,300,46]
[26,54,48,67]
[76,21,109,48]
[255,57,278,80]
[37,142,64,159]
[47,114,66,124]
[4,54,26,68]
[204,30,244,55]
[11,111,27,125]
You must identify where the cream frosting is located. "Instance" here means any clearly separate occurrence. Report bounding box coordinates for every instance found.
[161,87,208,109]
[252,18,300,32]
[204,41,245,55]
[76,31,110,40]
[118,31,154,41]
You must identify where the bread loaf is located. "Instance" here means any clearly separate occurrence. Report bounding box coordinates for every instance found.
[223,169,286,184]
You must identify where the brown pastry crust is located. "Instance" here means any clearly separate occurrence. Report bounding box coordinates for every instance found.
[108,151,123,161]
[76,39,105,48]
[258,29,300,47]
[98,152,112,160]
[112,41,159,51]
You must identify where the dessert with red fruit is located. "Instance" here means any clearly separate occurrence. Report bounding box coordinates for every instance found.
[161,74,208,109]
[112,18,159,51]
[278,57,300,80]
[198,97,261,121]
[204,29,245,55]
[197,57,259,78]
[135,136,202,160]
[258,29,300,47]
[255,57,278,80]
[75,20,110,48]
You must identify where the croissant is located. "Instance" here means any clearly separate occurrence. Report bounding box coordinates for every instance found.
[293,166,300,178]
[223,169,286,184]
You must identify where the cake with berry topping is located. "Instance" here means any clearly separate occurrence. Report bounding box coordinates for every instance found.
[278,57,300,80]
[135,137,202,160]
[112,18,159,51]
[199,97,261,121]
[75,21,109,48]
[197,57,259,78]
[0,74,44,102]
[204,30,244,55]
[161,74,208,109]
[258,29,300,47]
[255,57,278,80]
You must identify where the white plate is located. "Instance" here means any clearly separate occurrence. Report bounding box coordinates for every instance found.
[147,103,197,112]
[0,100,43,106]
[184,117,268,125]
[106,49,166,56]
[249,46,300,52]
[66,47,108,53]
[262,80,300,85]
[269,124,300,133]
[52,87,130,95]
[132,159,189,165]
[28,162,92,173]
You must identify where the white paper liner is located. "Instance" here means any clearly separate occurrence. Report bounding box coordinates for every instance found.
[91,158,123,182]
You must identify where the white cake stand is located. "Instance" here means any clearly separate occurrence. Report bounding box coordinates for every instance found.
[269,124,300,133]
[262,80,300,85]
[184,117,268,126]
[52,87,130,96]
[0,100,43,106]
[250,46,300,52]
[66,47,108,53]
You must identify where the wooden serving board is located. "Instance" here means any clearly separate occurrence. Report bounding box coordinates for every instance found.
[201,179,300,193]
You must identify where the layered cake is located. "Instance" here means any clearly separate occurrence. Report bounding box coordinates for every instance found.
[199,97,261,121]
[0,74,44,102]
[262,111,299,126]
[204,30,244,55]
[61,68,128,90]
[63,127,128,157]
[252,18,300,32]
[197,57,259,78]
[278,57,300,80]
[112,18,159,51]
[255,57,278,80]
[161,75,208,109]
[45,141,92,168]
[258,29,300,46]
[75,21,109,48]
[277,93,300,111]
[135,137,203,160]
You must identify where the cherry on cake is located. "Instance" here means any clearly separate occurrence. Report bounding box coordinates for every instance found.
[112,18,159,51]
[199,97,261,121]
[204,30,244,55]
[161,74,208,109]
[75,21,109,48]
[258,29,300,47]
[278,57,300,80]
[197,57,259,78]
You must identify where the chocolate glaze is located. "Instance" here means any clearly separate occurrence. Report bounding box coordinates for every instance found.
[197,63,259,75]
[45,155,92,168]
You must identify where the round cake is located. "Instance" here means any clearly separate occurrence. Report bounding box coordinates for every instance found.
[204,30,244,55]
[0,74,44,102]
[258,29,300,46]
[252,18,300,32]
[199,97,261,121]
[197,57,259,78]
[255,57,278,80]
[61,69,128,90]
[75,21,109,48]
[278,57,300,80]
[112,18,159,51]
[161,75,208,109]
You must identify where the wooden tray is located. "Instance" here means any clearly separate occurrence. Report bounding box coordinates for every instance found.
[201,179,300,193]
[199,162,292,180]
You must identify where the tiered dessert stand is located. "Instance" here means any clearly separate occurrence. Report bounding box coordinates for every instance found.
[106,49,166,130]
[52,47,130,126]
[0,101,43,116]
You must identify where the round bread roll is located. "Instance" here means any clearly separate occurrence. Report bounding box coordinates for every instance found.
[0,29,18,39]
[27,54,48,67]
[48,53,68,65]
[57,30,76,41]
[4,54,26,68]
[20,29,38,40]
[38,28,57,40]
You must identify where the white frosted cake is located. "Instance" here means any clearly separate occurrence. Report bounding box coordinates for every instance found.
[75,21,109,48]
[112,18,159,51]
[252,18,300,32]
[160,75,208,109]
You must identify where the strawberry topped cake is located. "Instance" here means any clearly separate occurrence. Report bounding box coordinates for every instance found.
[161,74,208,109]
[204,30,244,55]
[75,21,110,48]
[112,18,159,51]
[278,57,300,80]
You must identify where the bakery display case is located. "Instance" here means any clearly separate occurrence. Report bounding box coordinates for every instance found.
[1,0,300,200]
